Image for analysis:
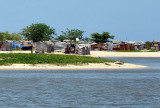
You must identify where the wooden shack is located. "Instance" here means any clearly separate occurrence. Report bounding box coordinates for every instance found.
[0,41,12,51]
[120,44,134,51]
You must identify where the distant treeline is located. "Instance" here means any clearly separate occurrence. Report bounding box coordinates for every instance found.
[0,23,114,43]
[0,31,21,41]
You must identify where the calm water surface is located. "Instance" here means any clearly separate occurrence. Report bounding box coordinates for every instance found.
[0,58,160,108]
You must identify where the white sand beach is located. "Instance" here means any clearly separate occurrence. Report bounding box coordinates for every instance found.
[0,63,149,70]
[90,51,160,57]
[1,51,160,57]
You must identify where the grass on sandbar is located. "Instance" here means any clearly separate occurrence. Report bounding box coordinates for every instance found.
[0,53,115,65]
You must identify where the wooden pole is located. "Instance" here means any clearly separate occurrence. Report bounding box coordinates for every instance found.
[31,44,33,54]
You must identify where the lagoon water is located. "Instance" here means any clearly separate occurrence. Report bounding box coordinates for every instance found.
[0,58,160,108]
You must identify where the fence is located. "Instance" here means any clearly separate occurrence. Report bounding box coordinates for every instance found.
[33,42,54,53]
[0,41,12,51]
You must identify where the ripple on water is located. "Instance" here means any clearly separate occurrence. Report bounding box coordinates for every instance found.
[0,57,160,108]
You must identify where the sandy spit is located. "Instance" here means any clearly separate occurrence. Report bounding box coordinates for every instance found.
[0,51,154,70]
[0,63,149,70]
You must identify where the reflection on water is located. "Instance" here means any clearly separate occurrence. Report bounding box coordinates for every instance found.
[0,58,160,108]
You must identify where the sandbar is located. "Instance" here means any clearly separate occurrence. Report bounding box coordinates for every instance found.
[0,63,149,70]
[0,51,154,70]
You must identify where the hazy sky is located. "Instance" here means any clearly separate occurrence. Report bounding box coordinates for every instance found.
[0,0,160,41]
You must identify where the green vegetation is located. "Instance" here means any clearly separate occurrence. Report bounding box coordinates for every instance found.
[145,41,152,50]
[0,53,115,65]
[0,31,22,41]
[55,35,67,42]
[61,28,85,42]
[12,49,22,51]
[21,23,56,42]
[148,49,157,52]
[91,32,114,50]
[91,32,114,43]
[1,23,115,43]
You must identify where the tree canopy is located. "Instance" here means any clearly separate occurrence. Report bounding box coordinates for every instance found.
[55,35,66,42]
[61,28,85,42]
[0,31,22,41]
[21,23,56,42]
[145,41,152,50]
[91,32,114,43]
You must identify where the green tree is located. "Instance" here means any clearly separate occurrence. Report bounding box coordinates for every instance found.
[55,35,66,42]
[0,32,4,41]
[145,41,152,50]
[3,31,11,40]
[10,33,22,41]
[21,23,56,42]
[61,28,85,42]
[0,31,22,41]
[91,32,114,50]
[91,32,114,43]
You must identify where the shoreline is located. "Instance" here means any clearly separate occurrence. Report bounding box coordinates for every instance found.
[0,63,149,70]
[0,51,155,70]
[1,51,160,57]
[89,51,160,57]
